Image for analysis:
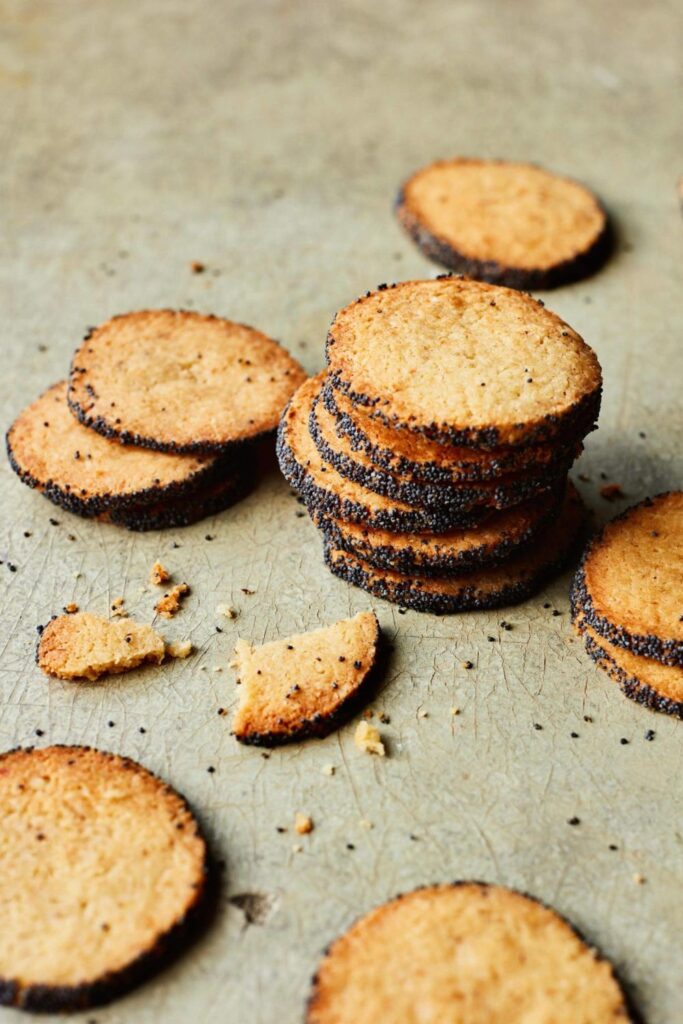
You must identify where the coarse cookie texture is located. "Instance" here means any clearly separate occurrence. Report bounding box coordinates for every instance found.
[323,382,581,485]
[575,613,683,719]
[326,278,602,448]
[6,382,222,517]
[277,377,493,533]
[307,882,632,1024]
[101,468,252,531]
[68,310,307,454]
[231,611,380,745]
[319,486,563,578]
[396,158,610,289]
[571,492,683,666]
[325,484,584,614]
[0,746,208,1012]
[310,383,568,510]
[37,613,166,681]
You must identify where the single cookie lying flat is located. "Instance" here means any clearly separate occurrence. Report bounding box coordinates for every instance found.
[277,377,493,533]
[325,484,584,613]
[326,278,602,448]
[231,611,380,745]
[6,382,222,517]
[575,613,683,719]
[37,613,166,680]
[396,158,610,289]
[307,882,631,1024]
[68,310,307,454]
[0,746,208,1012]
[571,492,683,666]
[323,382,581,485]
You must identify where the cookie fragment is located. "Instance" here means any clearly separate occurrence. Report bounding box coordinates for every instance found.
[155,583,190,618]
[231,611,380,745]
[0,746,208,1012]
[571,492,683,666]
[326,278,602,448]
[307,882,631,1023]
[68,310,307,454]
[37,613,165,681]
[396,158,610,288]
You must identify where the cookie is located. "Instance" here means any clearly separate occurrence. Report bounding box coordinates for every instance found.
[326,278,602,448]
[325,483,584,614]
[319,486,563,578]
[0,745,208,1012]
[307,882,631,1024]
[103,469,252,531]
[310,383,568,510]
[575,613,683,719]
[6,381,224,517]
[68,310,307,454]
[323,381,582,485]
[37,613,166,680]
[277,377,494,533]
[396,158,611,289]
[231,611,380,745]
[571,492,683,666]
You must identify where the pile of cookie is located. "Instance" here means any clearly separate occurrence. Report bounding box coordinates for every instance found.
[571,492,683,718]
[7,310,306,530]
[279,276,603,613]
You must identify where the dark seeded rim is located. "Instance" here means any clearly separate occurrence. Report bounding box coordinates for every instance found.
[276,405,493,534]
[306,880,640,1024]
[0,744,213,1014]
[570,493,683,667]
[321,381,582,485]
[309,390,567,511]
[234,613,382,747]
[395,181,613,290]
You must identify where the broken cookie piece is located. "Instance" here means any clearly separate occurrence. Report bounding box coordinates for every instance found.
[37,612,165,681]
[231,611,381,746]
[354,720,386,756]
[155,582,190,618]
[150,561,170,586]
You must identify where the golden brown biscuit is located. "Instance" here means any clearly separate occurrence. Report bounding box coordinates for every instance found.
[308,882,632,1024]
[0,746,208,1012]
[396,158,610,288]
[37,613,165,681]
[68,310,307,454]
[326,279,602,448]
[231,611,380,745]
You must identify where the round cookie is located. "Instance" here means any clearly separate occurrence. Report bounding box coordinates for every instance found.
[310,383,568,511]
[323,381,582,485]
[68,310,307,454]
[0,746,208,1012]
[307,882,632,1024]
[326,278,602,448]
[325,484,584,614]
[102,467,252,531]
[571,492,683,667]
[6,381,224,517]
[277,377,494,533]
[319,486,563,578]
[575,613,683,720]
[396,158,611,289]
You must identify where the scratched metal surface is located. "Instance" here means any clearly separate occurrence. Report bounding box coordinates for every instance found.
[0,1,682,1022]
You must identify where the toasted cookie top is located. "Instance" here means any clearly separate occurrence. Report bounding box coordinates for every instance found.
[326,279,602,447]
[575,492,683,666]
[0,746,207,1009]
[231,610,380,745]
[38,612,166,681]
[308,882,630,1024]
[7,382,220,513]
[397,158,607,275]
[68,310,307,453]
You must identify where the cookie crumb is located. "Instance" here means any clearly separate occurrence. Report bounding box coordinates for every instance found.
[322,764,336,776]
[155,583,190,618]
[166,639,193,659]
[110,596,126,617]
[632,873,646,885]
[150,562,170,586]
[64,602,79,614]
[216,603,237,619]
[600,483,624,502]
[354,720,385,756]
[451,706,460,716]
[359,818,373,830]
[291,843,303,854]
[294,813,313,835]
[190,260,205,274]
[417,708,428,719]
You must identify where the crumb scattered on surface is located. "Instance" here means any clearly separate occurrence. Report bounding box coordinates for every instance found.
[150,561,170,586]
[294,813,313,835]
[166,639,193,659]
[111,596,126,617]
[291,844,303,854]
[600,483,625,501]
[354,720,385,756]
[633,873,646,885]
[451,706,461,716]
[216,603,238,619]
[155,582,190,618]
[212,666,222,673]
[417,708,428,719]
[64,602,79,614]
[190,260,205,273]
[322,764,336,776]
[359,818,373,830]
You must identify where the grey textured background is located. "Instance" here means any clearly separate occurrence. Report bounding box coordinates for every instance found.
[1,1,682,1021]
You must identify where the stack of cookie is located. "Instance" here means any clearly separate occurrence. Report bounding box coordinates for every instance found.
[7,310,306,530]
[278,277,602,613]
[571,492,683,718]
